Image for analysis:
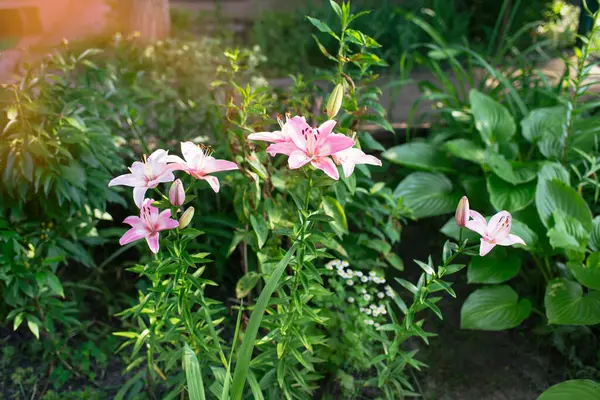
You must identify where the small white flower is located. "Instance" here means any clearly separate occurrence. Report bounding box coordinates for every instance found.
[361,276,369,283]
[375,323,380,328]
[362,288,367,294]
[325,263,334,270]
[346,280,354,286]
[337,269,346,277]
[364,319,374,325]
[369,304,377,309]
[355,271,363,277]
[373,310,380,317]
[346,269,355,278]
[381,307,387,315]
[359,307,365,312]
[377,292,385,299]
[342,260,349,267]
[380,278,386,284]
[369,271,376,277]
[348,297,355,303]
[364,294,371,301]
[365,309,372,315]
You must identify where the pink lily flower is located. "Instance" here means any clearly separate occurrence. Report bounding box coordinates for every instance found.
[455,196,469,228]
[466,210,526,256]
[119,198,179,254]
[248,115,296,156]
[109,149,177,208]
[266,117,354,180]
[332,147,382,178]
[168,142,238,192]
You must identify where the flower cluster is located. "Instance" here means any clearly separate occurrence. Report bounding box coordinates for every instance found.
[249,115,381,180]
[455,196,526,256]
[109,143,238,253]
[324,259,394,329]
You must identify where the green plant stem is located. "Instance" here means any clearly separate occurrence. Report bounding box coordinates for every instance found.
[533,256,550,283]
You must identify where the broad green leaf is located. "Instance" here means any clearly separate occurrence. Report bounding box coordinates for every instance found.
[443,138,485,164]
[385,252,404,271]
[510,219,539,249]
[521,106,567,160]
[486,174,535,213]
[461,285,531,330]
[27,318,40,339]
[545,278,600,325]
[236,272,261,299]
[250,214,269,249]
[306,16,334,35]
[538,162,570,184]
[536,178,592,231]
[485,152,536,184]
[467,252,521,284]
[382,142,453,172]
[469,89,516,144]
[45,273,65,298]
[393,172,461,219]
[547,210,589,251]
[538,379,600,400]
[322,196,348,237]
[567,258,600,291]
[184,344,206,400]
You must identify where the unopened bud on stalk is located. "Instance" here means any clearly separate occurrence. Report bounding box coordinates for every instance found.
[179,207,195,229]
[455,196,469,228]
[169,179,185,207]
[326,83,344,119]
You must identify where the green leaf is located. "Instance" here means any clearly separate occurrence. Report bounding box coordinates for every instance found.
[545,278,600,325]
[589,217,600,252]
[485,152,536,184]
[345,29,381,48]
[322,196,348,237]
[439,217,480,242]
[382,142,453,172]
[236,272,261,299]
[510,219,539,249]
[461,285,531,330]
[385,252,404,271]
[27,317,40,339]
[311,34,337,62]
[231,243,298,400]
[487,174,535,213]
[536,177,592,231]
[306,16,337,39]
[547,210,589,251]
[45,273,65,298]
[184,344,206,400]
[329,0,343,18]
[394,172,461,219]
[521,106,567,159]
[250,214,268,249]
[467,252,521,284]
[469,89,516,144]
[538,380,600,400]
[443,139,485,164]
[567,258,600,291]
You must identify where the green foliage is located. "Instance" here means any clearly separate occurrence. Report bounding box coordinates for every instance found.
[461,285,532,330]
[538,379,600,400]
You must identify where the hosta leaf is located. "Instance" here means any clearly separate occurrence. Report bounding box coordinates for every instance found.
[443,138,485,164]
[567,258,600,291]
[536,178,592,231]
[439,217,480,242]
[538,379,600,400]
[393,172,461,219]
[382,142,454,172]
[589,217,600,252]
[461,285,531,330]
[467,252,521,284]
[485,151,536,184]
[520,106,567,159]
[510,219,539,249]
[547,210,589,251]
[486,174,535,213]
[545,278,600,325]
[469,89,516,144]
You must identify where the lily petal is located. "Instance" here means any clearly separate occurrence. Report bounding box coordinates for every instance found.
[133,187,148,208]
[146,233,160,254]
[288,116,310,151]
[488,211,512,239]
[288,150,312,169]
[158,209,180,231]
[316,134,354,156]
[181,141,201,164]
[202,158,239,174]
[479,239,496,256]
[266,141,300,156]
[109,173,142,187]
[465,218,486,237]
[200,175,220,192]
[119,227,147,246]
[248,130,285,142]
[311,157,339,180]
[316,120,336,138]
[496,234,526,247]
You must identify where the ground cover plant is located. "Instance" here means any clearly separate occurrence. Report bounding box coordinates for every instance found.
[1,0,600,399]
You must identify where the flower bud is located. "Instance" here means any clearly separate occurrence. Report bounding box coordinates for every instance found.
[179,207,195,229]
[169,179,185,207]
[455,196,469,228]
[326,83,344,119]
